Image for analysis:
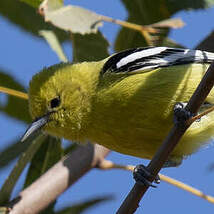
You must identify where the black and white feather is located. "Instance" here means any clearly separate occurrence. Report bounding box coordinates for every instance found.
[102,47,214,74]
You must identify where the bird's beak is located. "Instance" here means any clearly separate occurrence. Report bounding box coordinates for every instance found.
[21,113,51,142]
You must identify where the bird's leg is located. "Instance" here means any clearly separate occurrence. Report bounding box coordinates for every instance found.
[133,102,191,187]
[133,164,160,187]
[173,102,193,125]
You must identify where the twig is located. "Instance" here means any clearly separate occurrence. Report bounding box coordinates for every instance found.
[159,174,214,204]
[116,60,214,214]
[9,144,110,214]
[97,160,214,204]
[189,105,214,123]
[0,86,28,100]
[99,15,156,45]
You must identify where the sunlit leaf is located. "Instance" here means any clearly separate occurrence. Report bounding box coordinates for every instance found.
[150,18,185,29]
[20,0,43,8]
[0,0,68,42]
[115,0,214,51]
[39,0,64,11]
[40,1,103,34]
[39,30,68,62]
[0,134,46,204]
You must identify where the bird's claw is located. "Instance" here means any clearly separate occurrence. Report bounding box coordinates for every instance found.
[133,164,160,188]
[173,102,193,125]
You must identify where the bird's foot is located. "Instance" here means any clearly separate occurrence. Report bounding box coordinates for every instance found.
[173,102,193,125]
[133,164,160,188]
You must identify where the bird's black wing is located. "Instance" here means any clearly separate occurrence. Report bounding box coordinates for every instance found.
[102,47,214,74]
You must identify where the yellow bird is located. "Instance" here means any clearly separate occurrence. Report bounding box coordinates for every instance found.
[22,47,214,184]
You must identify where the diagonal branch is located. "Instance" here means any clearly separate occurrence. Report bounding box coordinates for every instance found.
[117,61,214,214]
[9,143,110,214]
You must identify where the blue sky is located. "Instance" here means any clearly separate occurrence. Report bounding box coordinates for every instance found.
[1,1,214,213]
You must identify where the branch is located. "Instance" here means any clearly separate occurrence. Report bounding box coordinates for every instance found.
[0,86,28,100]
[117,61,214,214]
[9,143,110,214]
[98,160,214,204]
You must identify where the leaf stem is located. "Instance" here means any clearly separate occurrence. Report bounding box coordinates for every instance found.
[0,86,28,100]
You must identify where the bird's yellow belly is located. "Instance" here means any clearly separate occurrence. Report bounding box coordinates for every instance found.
[89,64,214,161]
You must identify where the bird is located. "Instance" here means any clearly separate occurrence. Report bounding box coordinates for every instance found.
[21,47,214,184]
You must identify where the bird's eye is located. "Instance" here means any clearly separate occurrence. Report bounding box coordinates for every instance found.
[50,97,61,108]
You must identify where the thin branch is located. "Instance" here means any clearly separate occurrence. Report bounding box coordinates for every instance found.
[159,174,214,204]
[99,16,184,46]
[99,15,156,45]
[189,105,214,123]
[0,86,28,100]
[97,160,214,204]
[9,144,110,214]
[117,60,214,214]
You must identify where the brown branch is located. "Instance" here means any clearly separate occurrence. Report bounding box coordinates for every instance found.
[9,143,110,214]
[116,61,214,214]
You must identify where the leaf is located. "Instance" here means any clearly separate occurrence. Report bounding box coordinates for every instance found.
[115,0,214,51]
[0,70,30,123]
[0,0,68,42]
[195,31,214,52]
[20,0,43,8]
[39,30,68,62]
[55,196,113,214]
[161,38,185,48]
[24,136,63,188]
[40,1,103,34]
[0,134,46,204]
[0,139,32,168]
[72,32,109,63]
[39,0,64,11]
[150,18,185,29]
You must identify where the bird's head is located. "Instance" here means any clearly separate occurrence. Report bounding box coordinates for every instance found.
[22,63,92,142]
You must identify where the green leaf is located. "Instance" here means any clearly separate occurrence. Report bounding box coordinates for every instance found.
[55,196,113,214]
[0,134,46,204]
[0,139,33,168]
[39,30,68,62]
[24,136,63,188]
[161,38,185,48]
[20,0,64,9]
[195,31,214,52]
[20,0,43,8]
[0,0,68,42]
[115,0,214,51]
[41,2,103,34]
[39,0,64,11]
[0,70,30,123]
[72,32,109,63]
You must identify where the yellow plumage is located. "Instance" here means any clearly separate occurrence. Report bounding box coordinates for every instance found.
[24,47,214,165]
